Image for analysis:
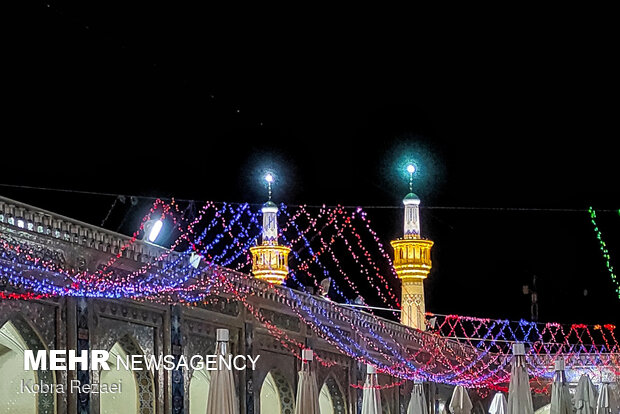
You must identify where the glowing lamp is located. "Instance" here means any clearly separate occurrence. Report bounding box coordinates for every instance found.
[189,252,201,269]
[148,219,163,243]
[265,173,274,183]
[407,164,416,174]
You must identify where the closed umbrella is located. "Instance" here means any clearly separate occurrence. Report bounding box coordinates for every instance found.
[408,382,428,414]
[295,349,320,414]
[449,385,473,414]
[361,365,382,414]
[574,375,597,414]
[550,359,572,414]
[206,329,239,414]
[489,392,508,414]
[507,343,534,414]
[596,383,619,414]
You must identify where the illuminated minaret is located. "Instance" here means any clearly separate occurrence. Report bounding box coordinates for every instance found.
[390,164,434,330]
[250,173,291,285]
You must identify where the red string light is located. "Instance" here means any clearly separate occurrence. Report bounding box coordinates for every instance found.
[1,200,619,390]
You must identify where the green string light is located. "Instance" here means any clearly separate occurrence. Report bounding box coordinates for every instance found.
[588,206,619,299]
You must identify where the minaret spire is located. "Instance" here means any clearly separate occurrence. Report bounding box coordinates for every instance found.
[391,163,434,330]
[261,173,278,245]
[266,172,273,200]
[250,172,291,285]
[403,164,421,239]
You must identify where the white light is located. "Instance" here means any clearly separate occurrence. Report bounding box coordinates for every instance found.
[190,252,201,269]
[17,219,25,228]
[148,219,163,242]
[407,164,416,174]
[265,173,274,183]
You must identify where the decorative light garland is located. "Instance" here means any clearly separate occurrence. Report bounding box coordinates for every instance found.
[0,202,257,298]
[350,378,407,390]
[588,207,619,299]
[1,200,619,390]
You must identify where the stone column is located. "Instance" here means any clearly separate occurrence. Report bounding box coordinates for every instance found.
[171,305,184,414]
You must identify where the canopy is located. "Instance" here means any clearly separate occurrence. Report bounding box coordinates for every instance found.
[596,383,619,414]
[574,374,597,414]
[449,385,473,414]
[408,382,428,414]
[206,329,239,414]
[506,343,534,414]
[295,349,320,414]
[361,365,382,414]
[489,392,508,414]
[550,359,572,414]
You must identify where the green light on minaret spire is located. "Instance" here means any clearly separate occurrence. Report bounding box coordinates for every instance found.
[406,164,416,193]
[265,173,274,200]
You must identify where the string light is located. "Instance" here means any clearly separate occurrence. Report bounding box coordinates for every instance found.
[281,204,400,309]
[1,199,619,390]
[0,202,256,298]
[350,378,407,390]
[588,207,619,299]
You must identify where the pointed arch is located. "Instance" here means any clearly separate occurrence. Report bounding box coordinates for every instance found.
[188,367,211,414]
[473,400,486,414]
[381,390,391,414]
[100,334,155,414]
[319,375,347,414]
[0,316,55,414]
[260,370,295,414]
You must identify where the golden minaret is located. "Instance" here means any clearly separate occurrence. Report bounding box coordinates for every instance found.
[250,174,291,285]
[390,166,433,330]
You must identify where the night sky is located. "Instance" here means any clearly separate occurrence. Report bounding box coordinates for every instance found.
[5,3,619,325]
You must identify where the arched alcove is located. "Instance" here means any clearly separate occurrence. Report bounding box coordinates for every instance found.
[189,368,211,414]
[0,318,55,414]
[100,335,155,414]
[260,370,295,414]
[381,389,390,414]
[100,342,138,414]
[0,321,37,414]
[473,400,486,414]
[320,383,335,413]
[320,376,347,414]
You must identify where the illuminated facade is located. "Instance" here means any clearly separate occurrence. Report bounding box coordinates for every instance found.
[391,192,434,330]
[0,196,359,414]
[0,195,615,414]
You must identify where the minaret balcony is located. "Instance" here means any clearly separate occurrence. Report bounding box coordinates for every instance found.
[390,238,434,280]
[250,244,291,285]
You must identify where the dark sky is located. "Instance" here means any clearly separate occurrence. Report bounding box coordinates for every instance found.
[5,3,619,325]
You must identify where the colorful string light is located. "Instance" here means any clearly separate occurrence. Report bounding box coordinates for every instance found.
[0,200,619,390]
[588,207,619,299]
